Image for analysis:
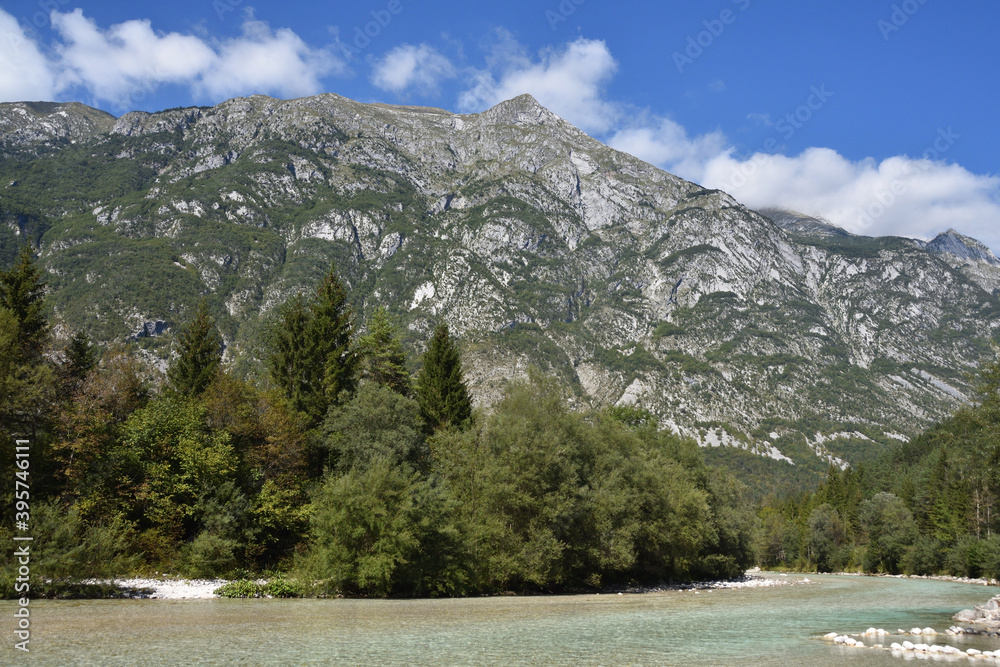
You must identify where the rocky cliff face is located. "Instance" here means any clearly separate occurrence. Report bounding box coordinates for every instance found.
[2,93,998,477]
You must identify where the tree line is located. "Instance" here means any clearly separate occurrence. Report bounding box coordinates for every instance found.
[755,353,1000,579]
[1,246,755,597]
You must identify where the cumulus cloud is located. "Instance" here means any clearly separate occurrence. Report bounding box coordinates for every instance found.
[197,19,343,100]
[0,9,58,101]
[51,9,217,105]
[698,147,1000,250]
[371,43,456,96]
[607,116,727,184]
[0,9,343,108]
[458,33,620,134]
[608,115,1000,251]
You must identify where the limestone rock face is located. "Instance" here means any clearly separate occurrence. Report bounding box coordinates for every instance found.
[3,93,1000,472]
[0,101,115,149]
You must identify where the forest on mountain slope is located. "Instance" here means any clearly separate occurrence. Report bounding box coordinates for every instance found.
[2,244,998,598]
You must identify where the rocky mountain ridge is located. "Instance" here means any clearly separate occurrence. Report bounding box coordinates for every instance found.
[2,93,999,482]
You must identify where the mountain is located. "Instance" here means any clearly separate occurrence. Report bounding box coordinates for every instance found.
[3,94,999,483]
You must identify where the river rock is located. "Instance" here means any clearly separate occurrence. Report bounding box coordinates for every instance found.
[822,632,838,640]
[921,627,936,635]
[902,640,915,650]
[890,642,902,650]
[910,627,923,635]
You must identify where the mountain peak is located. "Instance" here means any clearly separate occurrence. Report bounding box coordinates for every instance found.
[927,228,1000,266]
[481,94,560,127]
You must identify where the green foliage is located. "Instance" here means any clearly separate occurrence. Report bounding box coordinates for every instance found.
[214,579,264,598]
[416,322,472,432]
[652,321,684,339]
[262,576,304,598]
[168,299,222,396]
[0,244,49,356]
[299,459,468,597]
[357,306,411,396]
[267,264,356,423]
[1,502,138,598]
[322,382,428,473]
[312,265,357,404]
[63,329,97,383]
[432,376,754,591]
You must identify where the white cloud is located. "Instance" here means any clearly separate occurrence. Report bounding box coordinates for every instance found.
[1,9,343,108]
[0,9,58,101]
[197,19,343,100]
[698,147,1000,250]
[607,113,1000,251]
[52,9,217,105]
[371,44,456,96]
[607,116,727,184]
[458,33,620,134]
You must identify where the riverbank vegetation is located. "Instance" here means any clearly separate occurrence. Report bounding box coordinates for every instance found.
[1,248,755,598]
[756,352,1000,580]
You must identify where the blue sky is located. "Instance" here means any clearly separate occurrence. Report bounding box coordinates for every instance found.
[2,0,999,250]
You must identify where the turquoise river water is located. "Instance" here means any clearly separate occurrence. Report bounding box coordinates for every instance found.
[3,573,998,665]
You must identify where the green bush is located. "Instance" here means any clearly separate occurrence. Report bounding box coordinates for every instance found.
[262,577,304,598]
[214,579,263,598]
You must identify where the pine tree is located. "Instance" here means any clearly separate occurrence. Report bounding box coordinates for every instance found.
[416,322,472,431]
[0,245,49,357]
[167,299,222,396]
[358,307,411,396]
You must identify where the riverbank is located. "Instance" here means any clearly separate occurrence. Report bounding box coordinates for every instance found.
[102,578,229,599]
[830,571,999,587]
[95,571,806,600]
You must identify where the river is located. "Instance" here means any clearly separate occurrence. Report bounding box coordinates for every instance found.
[5,574,998,665]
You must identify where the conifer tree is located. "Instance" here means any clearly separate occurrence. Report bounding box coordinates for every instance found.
[0,244,49,356]
[358,307,411,396]
[416,322,472,431]
[168,299,222,396]
[267,264,356,422]
[311,266,356,406]
[268,295,312,413]
[64,330,97,382]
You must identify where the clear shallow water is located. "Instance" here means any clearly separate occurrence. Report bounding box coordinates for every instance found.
[5,574,998,665]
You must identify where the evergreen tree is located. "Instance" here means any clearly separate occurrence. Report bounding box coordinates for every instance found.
[310,266,356,407]
[168,299,222,396]
[64,330,97,381]
[267,264,356,423]
[0,244,48,356]
[358,307,410,396]
[268,295,312,414]
[416,322,472,431]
